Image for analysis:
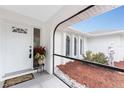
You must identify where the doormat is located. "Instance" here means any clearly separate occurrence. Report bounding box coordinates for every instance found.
[3,73,34,88]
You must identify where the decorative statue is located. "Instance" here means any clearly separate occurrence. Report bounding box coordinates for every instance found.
[108,45,115,66]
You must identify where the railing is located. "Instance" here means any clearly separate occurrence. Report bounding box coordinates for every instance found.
[54,54,124,73]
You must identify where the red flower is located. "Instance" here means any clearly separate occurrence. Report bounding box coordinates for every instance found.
[34,46,46,56]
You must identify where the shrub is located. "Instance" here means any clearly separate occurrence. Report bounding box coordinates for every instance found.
[83,51,93,61]
[83,51,108,64]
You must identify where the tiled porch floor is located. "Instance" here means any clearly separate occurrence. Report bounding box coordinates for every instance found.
[0,71,69,88]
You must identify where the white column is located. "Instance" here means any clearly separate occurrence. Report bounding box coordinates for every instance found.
[62,32,66,56]
[77,36,80,59]
[70,33,72,57]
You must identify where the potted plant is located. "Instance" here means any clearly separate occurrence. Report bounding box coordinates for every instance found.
[34,46,46,66]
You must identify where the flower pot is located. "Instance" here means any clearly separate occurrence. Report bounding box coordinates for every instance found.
[38,59,44,65]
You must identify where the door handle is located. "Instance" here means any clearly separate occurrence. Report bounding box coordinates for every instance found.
[29,48,32,58]
[29,53,32,58]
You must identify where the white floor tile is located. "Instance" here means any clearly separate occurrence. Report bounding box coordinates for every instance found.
[0,71,69,88]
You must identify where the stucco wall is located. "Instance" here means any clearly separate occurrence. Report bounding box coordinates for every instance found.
[87,35,121,62]
[54,29,85,67]
[55,30,124,64]
[0,20,3,81]
[120,34,124,61]
[54,31,63,67]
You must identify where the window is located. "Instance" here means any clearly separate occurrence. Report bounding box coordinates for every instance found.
[74,37,77,56]
[54,5,124,88]
[66,35,70,56]
[80,39,83,55]
[33,28,40,48]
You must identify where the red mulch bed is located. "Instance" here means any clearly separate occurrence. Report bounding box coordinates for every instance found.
[115,61,124,68]
[57,61,124,88]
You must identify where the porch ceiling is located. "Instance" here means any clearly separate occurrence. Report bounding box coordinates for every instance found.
[0,5,64,22]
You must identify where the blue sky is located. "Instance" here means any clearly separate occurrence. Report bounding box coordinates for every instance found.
[72,6,124,32]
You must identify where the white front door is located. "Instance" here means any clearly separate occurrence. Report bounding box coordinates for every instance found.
[4,23,33,74]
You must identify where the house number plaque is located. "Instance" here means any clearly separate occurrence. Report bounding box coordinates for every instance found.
[12,26,28,34]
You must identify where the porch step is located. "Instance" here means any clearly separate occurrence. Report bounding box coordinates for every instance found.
[2,69,37,81]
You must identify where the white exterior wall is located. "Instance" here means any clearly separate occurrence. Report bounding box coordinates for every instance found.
[87,35,121,62]
[63,32,73,64]
[54,31,63,67]
[0,20,3,80]
[120,34,124,61]
[54,31,74,67]
[54,29,85,68]
[55,28,124,65]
